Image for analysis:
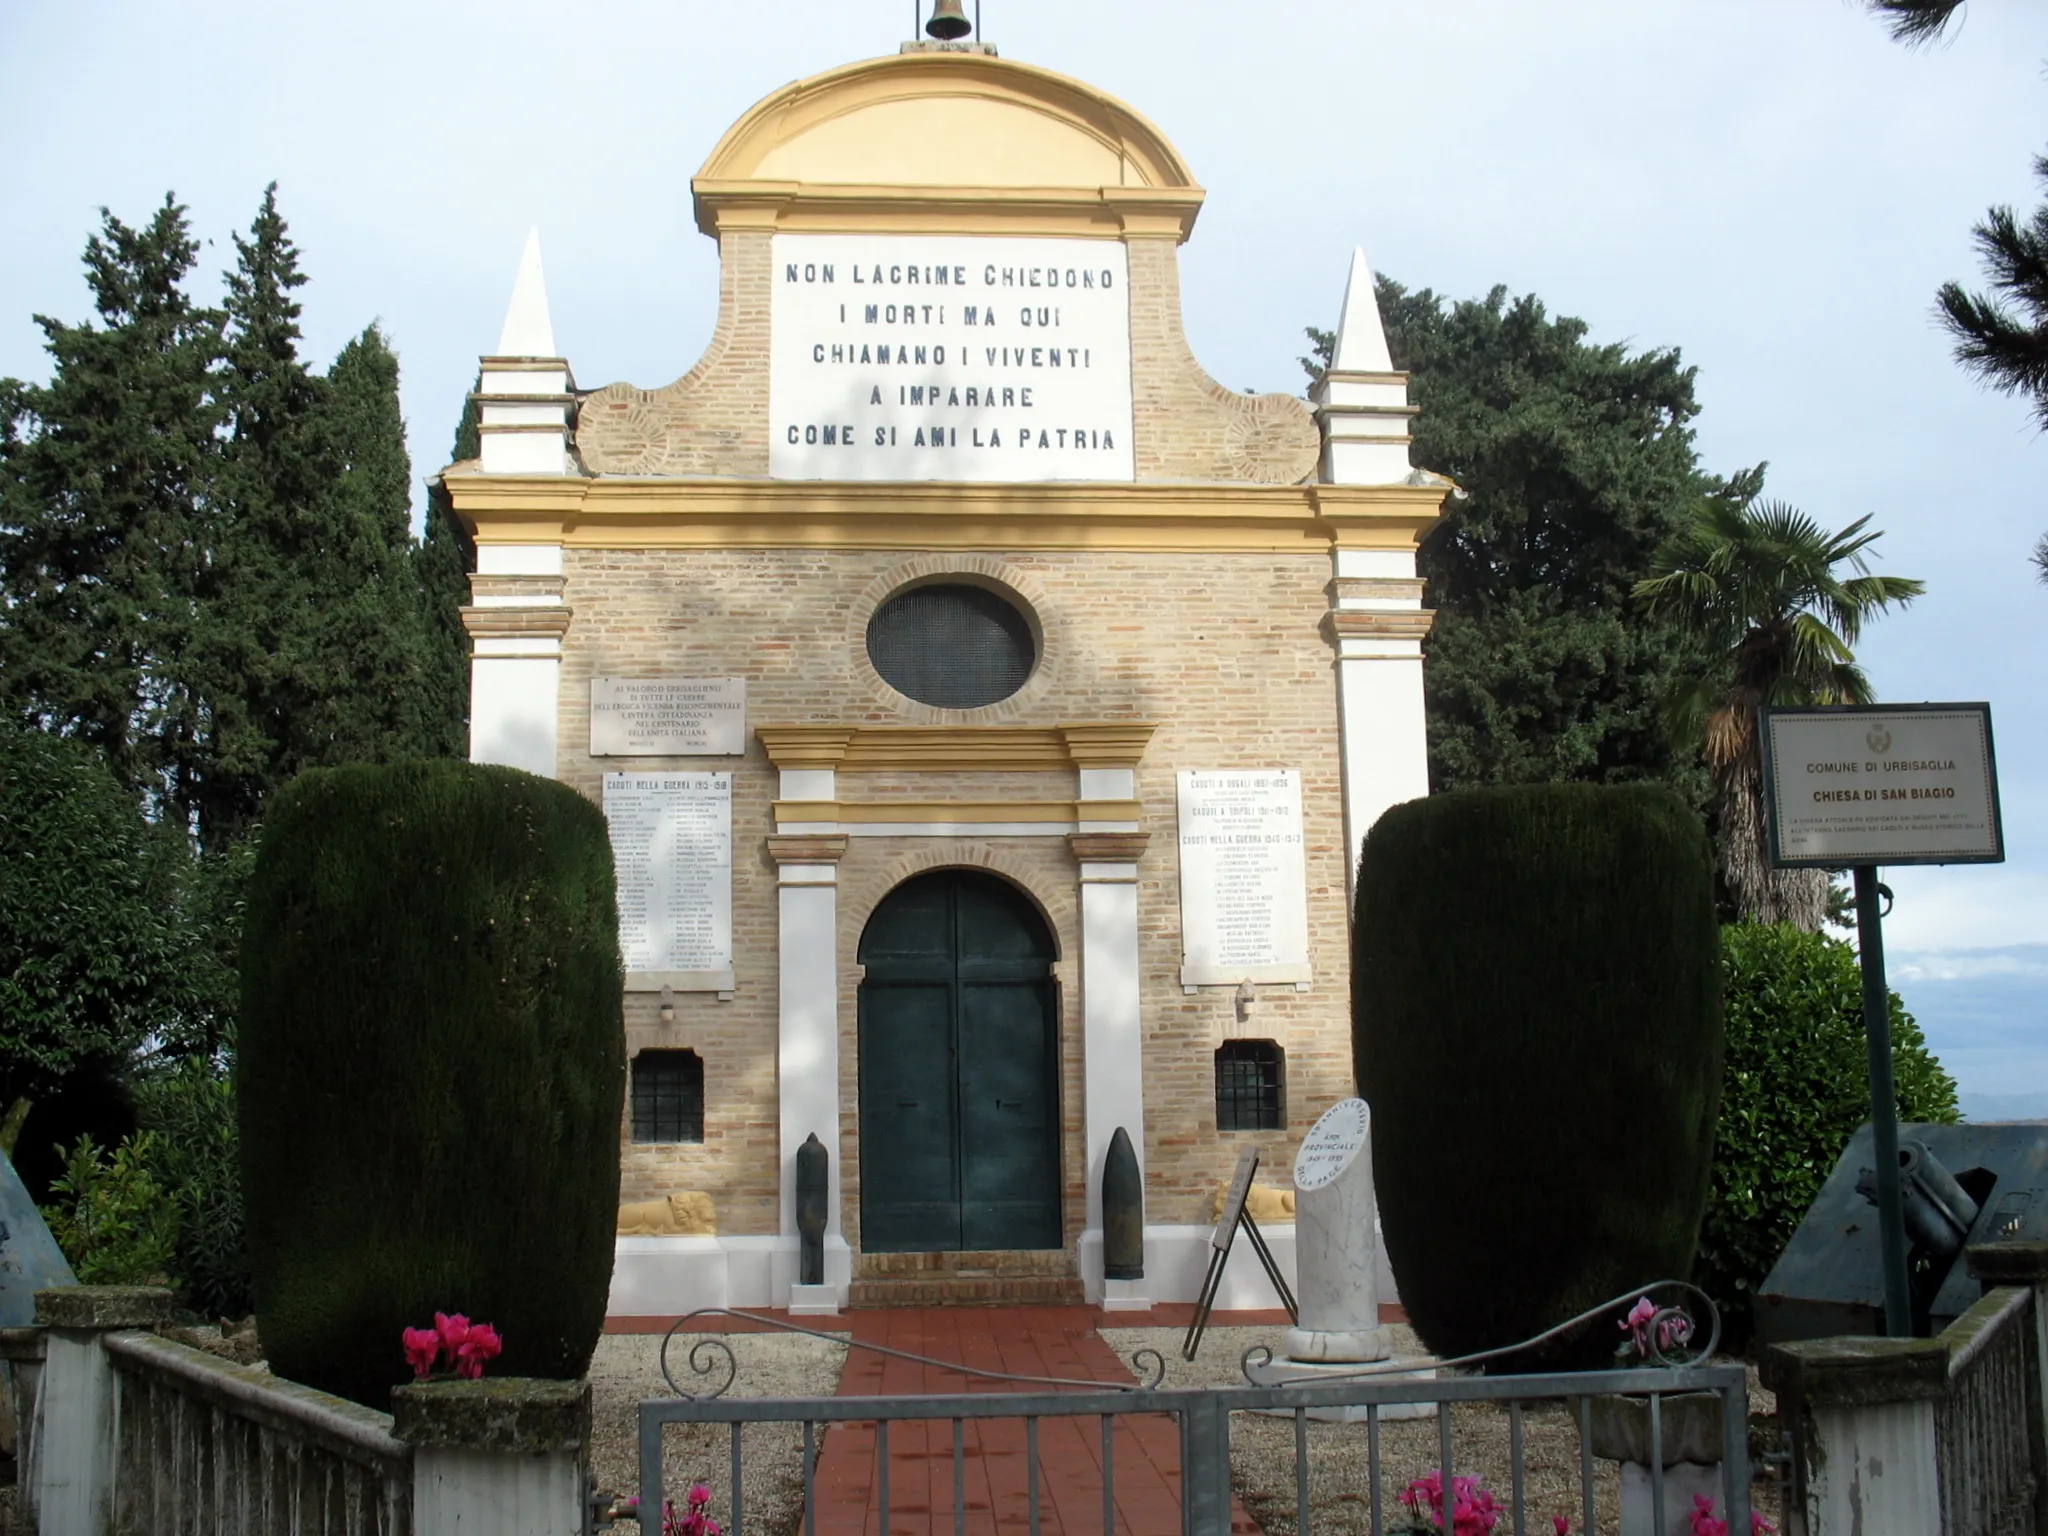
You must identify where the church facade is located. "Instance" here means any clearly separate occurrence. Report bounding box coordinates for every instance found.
[445,35,1443,1314]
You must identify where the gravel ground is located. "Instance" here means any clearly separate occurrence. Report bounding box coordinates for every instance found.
[1103,1326,1783,1536]
[588,1328,850,1536]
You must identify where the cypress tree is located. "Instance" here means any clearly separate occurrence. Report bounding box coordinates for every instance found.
[190,183,334,849]
[413,378,480,759]
[239,761,624,1407]
[0,197,221,797]
[305,323,430,764]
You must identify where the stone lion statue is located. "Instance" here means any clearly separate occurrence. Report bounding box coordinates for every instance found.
[616,1190,717,1236]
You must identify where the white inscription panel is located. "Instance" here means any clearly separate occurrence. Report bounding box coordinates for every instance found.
[602,773,733,983]
[1761,705,2003,867]
[590,677,745,757]
[770,234,1134,482]
[1176,769,1312,987]
[1294,1099,1370,1192]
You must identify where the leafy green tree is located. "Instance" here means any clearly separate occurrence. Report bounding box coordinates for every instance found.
[1865,0,1963,45]
[0,197,221,795]
[1866,0,2048,584]
[1699,922,1958,1339]
[1636,500,1923,927]
[1307,282,1754,798]
[0,723,199,1112]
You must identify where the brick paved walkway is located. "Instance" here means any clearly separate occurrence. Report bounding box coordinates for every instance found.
[811,1307,1262,1536]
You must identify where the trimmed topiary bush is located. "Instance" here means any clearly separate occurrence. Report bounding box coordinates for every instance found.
[1355,783,1722,1366]
[1695,922,1958,1341]
[239,762,624,1407]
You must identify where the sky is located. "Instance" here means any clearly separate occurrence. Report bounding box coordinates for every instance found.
[2,0,2043,1108]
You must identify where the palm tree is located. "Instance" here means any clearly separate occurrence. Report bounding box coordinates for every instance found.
[1635,499,1925,929]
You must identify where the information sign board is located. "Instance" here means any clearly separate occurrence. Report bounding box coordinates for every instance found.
[1760,704,2003,867]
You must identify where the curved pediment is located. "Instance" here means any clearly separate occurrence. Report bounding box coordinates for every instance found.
[692,53,1204,240]
[699,52,1196,191]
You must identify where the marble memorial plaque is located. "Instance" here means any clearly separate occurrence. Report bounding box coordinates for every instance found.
[1294,1098,1370,1192]
[590,677,746,756]
[1176,769,1311,987]
[769,233,1134,482]
[602,773,733,982]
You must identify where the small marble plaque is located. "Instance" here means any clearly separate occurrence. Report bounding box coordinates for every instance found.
[591,678,745,756]
[1176,768,1311,987]
[1294,1098,1370,1192]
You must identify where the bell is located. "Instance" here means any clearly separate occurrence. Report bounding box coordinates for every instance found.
[925,0,972,40]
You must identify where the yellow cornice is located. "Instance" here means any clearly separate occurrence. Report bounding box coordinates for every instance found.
[771,799,1143,826]
[695,181,1204,242]
[442,475,1446,555]
[756,722,1158,773]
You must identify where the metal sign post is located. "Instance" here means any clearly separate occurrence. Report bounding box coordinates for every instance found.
[1760,703,2004,1337]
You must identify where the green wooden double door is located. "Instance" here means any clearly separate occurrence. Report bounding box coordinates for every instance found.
[857,869,1062,1252]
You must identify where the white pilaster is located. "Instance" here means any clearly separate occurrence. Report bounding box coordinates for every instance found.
[1070,830,1149,1306]
[1805,1402,1943,1535]
[34,1331,113,1536]
[463,583,569,779]
[769,832,852,1307]
[412,1448,585,1535]
[1315,246,1438,894]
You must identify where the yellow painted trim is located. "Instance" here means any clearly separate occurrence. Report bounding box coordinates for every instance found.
[445,476,1446,555]
[756,723,1158,773]
[696,183,1204,242]
[697,51,1196,189]
[771,799,1138,826]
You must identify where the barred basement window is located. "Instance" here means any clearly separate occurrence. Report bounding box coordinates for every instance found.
[632,1050,704,1143]
[866,582,1035,709]
[1215,1040,1284,1132]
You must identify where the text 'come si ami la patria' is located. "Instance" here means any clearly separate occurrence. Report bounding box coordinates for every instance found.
[767,238,1138,483]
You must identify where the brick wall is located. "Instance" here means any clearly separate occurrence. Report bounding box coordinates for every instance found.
[562,545,1351,1248]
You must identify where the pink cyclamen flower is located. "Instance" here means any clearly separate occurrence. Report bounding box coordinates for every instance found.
[1554,1519,1572,1535]
[435,1312,473,1353]
[454,1322,503,1380]
[401,1326,442,1379]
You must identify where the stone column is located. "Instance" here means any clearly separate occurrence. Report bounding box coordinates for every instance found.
[1071,831,1149,1309]
[1763,1335,1947,1536]
[393,1377,590,1536]
[769,832,851,1312]
[33,1286,173,1536]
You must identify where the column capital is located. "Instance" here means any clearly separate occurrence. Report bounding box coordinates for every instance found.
[1967,1239,2048,1285]
[1070,832,1150,865]
[1761,1335,1948,1407]
[1322,608,1434,645]
[768,834,849,866]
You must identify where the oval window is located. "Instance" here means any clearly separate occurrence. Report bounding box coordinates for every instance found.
[866,583,1036,709]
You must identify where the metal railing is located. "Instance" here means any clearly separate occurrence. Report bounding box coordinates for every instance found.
[634,1294,1756,1536]
[102,1330,412,1536]
[1934,1285,2039,1536]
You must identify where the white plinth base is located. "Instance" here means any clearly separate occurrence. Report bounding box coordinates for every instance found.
[787,1284,840,1318]
[1244,1356,1440,1421]
[1620,1461,1721,1536]
[1284,1326,1393,1362]
[1100,1279,1152,1312]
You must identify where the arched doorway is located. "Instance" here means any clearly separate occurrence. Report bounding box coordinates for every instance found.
[857,869,1061,1252]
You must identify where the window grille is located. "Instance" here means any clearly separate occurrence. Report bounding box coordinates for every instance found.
[1215,1040,1284,1131]
[866,583,1035,709]
[632,1050,704,1143]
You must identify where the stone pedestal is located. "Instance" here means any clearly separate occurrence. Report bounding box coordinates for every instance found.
[34,1286,173,1536]
[393,1377,591,1536]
